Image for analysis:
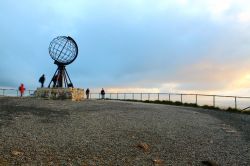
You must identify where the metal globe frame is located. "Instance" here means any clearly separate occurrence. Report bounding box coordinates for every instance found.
[48,36,78,88]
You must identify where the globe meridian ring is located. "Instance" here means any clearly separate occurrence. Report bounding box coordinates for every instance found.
[49,36,78,65]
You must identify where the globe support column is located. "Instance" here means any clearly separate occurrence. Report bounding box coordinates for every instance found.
[48,63,73,88]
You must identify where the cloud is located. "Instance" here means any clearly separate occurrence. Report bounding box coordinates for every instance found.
[0,0,250,96]
[237,11,250,23]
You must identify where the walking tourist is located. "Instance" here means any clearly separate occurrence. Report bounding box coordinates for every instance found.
[86,88,90,99]
[101,88,105,99]
[18,83,25,97]
[39,74,45,88]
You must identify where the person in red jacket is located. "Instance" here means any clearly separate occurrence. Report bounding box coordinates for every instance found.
[18,83,25,97]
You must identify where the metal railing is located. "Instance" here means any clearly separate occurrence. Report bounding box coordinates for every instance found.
[88,92,250,110]
[1,88,249,110]
[0,88,35,97]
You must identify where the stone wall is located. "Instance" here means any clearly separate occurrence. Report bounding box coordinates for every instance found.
[34,88,84,101]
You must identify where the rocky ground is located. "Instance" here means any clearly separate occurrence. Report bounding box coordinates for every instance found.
[0,97,249,165]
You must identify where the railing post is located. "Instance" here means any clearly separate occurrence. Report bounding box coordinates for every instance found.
[158,93,159,100]
[169,93,171,101]
[235,97,237,110]
[181,94,183,103]
[141,93,142,101]
[110,93,111,99]
[213,95,215,107]
[90,93,91,99]
[99,93,100,99]
[132,93,134,100]
[195,94,198,105]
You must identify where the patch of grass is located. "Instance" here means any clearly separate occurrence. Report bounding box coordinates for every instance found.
[201,105,220,110]
[119,99,249,114]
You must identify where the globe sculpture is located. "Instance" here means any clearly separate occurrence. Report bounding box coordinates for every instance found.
[48,36,78,88]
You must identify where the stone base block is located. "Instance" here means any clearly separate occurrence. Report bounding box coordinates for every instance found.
[34,88,85,101]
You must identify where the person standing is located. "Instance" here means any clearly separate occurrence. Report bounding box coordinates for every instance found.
[101,88,105,99]
[39,74,45,88]
[18,83,25,97]
[52,74,57,87]
[86,88,90,99]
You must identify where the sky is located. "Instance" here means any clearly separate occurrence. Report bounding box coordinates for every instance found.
[1,0,250,95]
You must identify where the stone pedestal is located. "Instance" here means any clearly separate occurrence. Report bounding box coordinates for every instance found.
[34,88,84,101]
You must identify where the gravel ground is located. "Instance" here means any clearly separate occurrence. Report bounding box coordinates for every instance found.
[0,97,249,165]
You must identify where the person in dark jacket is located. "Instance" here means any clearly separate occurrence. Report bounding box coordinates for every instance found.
[52,74,57,87]
[101,88,105,99]
[39,74,45,88]
[86,88,90,99]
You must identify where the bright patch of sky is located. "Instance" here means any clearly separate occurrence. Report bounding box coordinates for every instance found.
[1,0,250,95]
